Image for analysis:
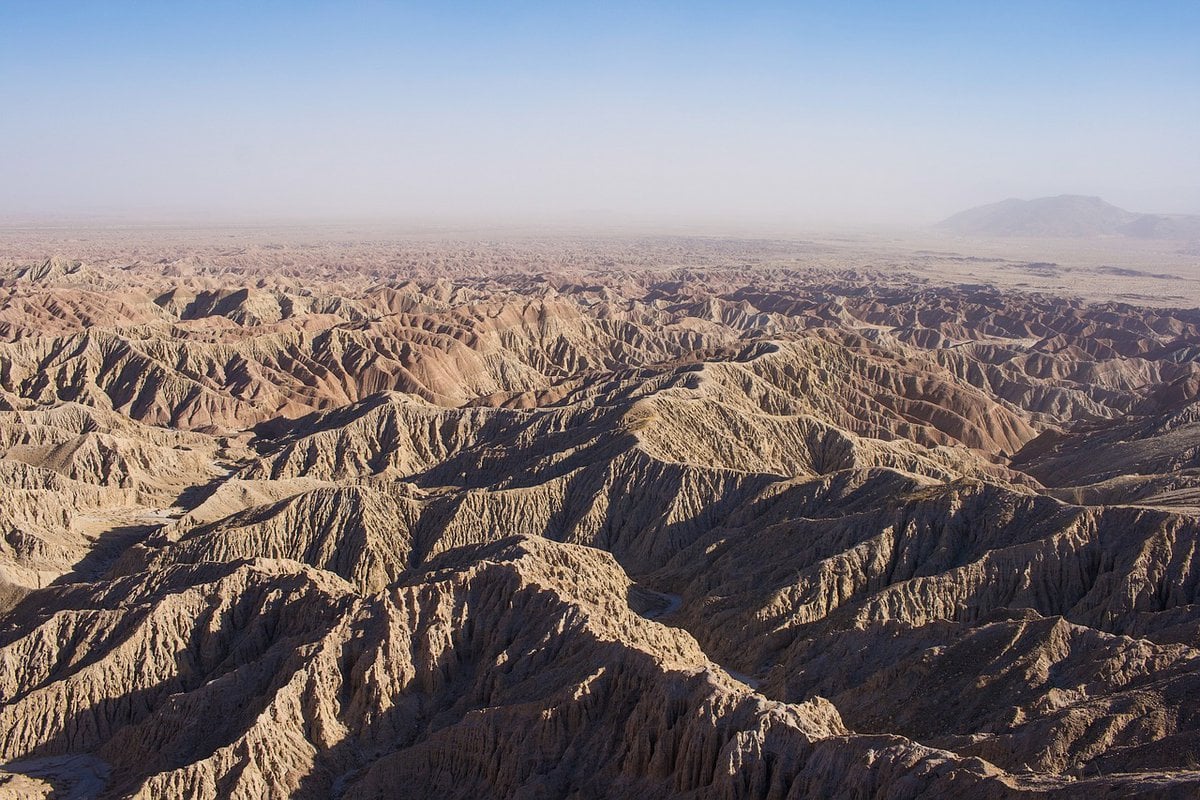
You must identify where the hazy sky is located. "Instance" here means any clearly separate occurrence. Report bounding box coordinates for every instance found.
[2,1,1198,227]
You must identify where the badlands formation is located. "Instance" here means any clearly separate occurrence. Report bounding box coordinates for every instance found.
[0,231,1198,798]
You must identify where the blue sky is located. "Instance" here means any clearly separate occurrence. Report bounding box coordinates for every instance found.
[2,1,1197,225]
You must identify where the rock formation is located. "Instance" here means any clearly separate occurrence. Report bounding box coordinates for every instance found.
[0,238,1198,797]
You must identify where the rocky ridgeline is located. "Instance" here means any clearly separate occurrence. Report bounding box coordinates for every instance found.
[0,253,1198,797]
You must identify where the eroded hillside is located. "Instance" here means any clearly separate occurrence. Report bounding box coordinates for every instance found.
[1,237,1198,798]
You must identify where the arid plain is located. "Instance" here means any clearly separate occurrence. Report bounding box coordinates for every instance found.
[0,226,1199,798]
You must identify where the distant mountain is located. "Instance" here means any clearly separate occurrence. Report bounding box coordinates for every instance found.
[938,195,1200,239]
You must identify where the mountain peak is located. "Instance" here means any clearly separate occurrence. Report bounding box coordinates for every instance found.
[938,195,1200,239]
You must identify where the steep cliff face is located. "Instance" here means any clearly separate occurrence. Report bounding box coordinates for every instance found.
[1,250,1199,798]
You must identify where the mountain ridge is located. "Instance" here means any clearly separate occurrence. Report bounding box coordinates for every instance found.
[938,194,1200,239]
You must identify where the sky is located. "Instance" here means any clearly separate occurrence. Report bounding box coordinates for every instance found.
[1,1,1198,228]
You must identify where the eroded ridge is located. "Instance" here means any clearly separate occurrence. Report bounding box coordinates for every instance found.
[1,242,1199,798]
